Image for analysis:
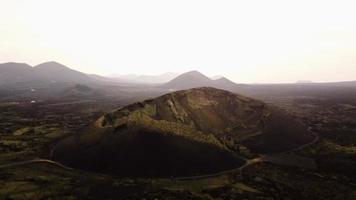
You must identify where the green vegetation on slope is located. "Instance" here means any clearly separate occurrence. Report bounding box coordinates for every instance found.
[54,87,313,178]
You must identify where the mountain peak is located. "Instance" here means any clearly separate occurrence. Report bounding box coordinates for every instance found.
[184,70,204,75]
[214,77,237,84]
[34,61,71,71]
[162,70,212,90]
[167,70,211,82]
[181,70,209,78]
[32,61,92,83]
[161,71,240,91]
[216,77,229,81]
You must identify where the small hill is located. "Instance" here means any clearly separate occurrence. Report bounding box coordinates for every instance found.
[161,71,240,91]
[60,84,106,100]
[53,87,314,177]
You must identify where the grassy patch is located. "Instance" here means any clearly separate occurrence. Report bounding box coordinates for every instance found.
[153,175,232,192]
[13,127,33,136]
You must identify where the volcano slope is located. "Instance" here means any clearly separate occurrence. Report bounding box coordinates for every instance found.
[53,87,314,177]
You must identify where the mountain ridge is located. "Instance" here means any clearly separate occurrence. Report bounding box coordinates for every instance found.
[0,61,93,85]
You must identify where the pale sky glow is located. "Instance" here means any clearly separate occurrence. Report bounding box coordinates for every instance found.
[1,0,356,83]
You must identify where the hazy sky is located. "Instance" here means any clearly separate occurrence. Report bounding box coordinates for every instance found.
[1,0,356,83]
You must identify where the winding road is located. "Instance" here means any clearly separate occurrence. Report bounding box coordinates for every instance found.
[175,156,266,181]
[0,158,73,170]
[175,127,319,180]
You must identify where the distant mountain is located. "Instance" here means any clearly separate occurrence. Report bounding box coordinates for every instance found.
[33,61,92,83]
[214,77,241,91]
[161,70,240,91]
[0,62,33,85]
[0,61,94,86]
[162,71,212,89]
[111,72,179,84]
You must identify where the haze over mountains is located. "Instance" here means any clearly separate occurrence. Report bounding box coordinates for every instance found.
[110,72,180,84]
[0,62,93,86]
[0,61,245,103]
[0,61,241,91]
[1,61,356,103]
[0,62,234,86]
[2,61,356,87]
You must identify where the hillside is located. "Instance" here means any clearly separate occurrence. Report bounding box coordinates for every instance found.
[53,87,314,177]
